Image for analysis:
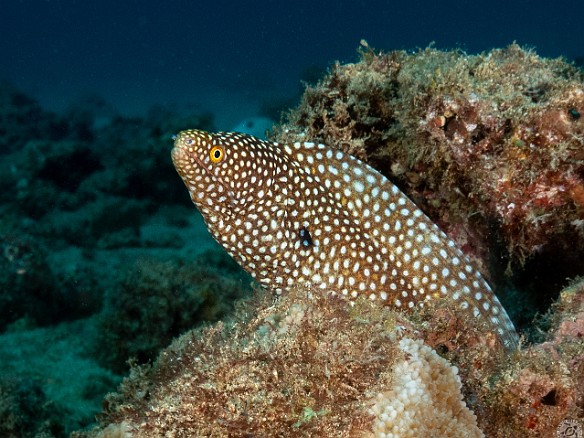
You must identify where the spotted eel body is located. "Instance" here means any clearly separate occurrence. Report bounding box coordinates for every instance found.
[172,130,518,348]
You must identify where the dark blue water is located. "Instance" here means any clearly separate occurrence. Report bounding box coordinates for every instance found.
[1,0,582,127]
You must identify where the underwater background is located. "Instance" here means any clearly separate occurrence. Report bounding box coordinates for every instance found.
[2,0,583,128]
[1,1,583,436]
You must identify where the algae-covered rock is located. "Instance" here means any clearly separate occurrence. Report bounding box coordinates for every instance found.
[276,44,584,327]
[478,278,584,437]
[0,234,60,330]
[279,44,584,266]
[96,250,251,373]
[72,280,584,438]
[74,285,487,437]
[0,376,65,438]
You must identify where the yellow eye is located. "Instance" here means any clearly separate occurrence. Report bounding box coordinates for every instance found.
[209,146,224,163]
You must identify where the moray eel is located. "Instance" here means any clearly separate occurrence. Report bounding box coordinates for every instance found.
[172,130,519,349]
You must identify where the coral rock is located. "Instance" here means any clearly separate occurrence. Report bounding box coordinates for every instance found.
[369,338,483,438]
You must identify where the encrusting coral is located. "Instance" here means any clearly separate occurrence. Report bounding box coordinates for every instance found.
[369,338,483,438]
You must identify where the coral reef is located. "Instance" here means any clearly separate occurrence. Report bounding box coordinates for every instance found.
[478,278,584,436]
[73,279,584,437]
[73,45,584,437]
[73,286,486,437]
[0,105,213,244]
[0,319,120,437]
[0,376,64,438]
[2,45,583,437]
[369,338,483,437]
[0,233,59,330]
[0,85,251,436]
[0,82,78,154]
[276,44,584,327]
[96,250,250,373]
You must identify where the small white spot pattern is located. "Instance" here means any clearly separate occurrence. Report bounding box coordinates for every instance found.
[172,130,518,348]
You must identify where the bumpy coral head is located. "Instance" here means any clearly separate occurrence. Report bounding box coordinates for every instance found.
[171,130,277,215]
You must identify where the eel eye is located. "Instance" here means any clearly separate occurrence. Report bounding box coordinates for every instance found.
[209,146,224,163]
